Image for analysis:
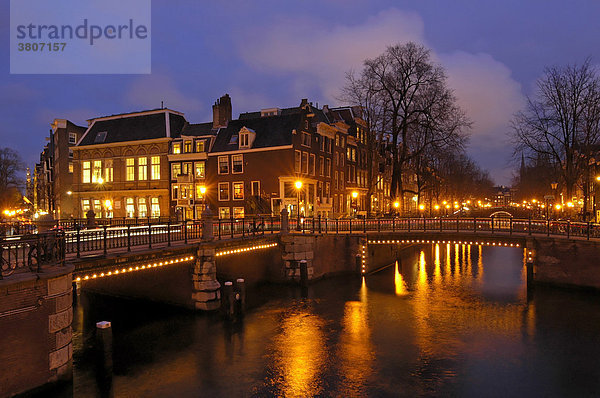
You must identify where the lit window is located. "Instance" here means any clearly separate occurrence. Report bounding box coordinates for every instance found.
[104,159,113,182]
[138,197,147,218]
[233,182,244,200]
[172,142,181,154]
[69,162,74,173]
[183,141,192,153]
[183,162,192,176]
[138,157,147,180]
[232,154,243,173]
[171,163,181,179]
[195,140,205,153]
[92,160,102,183]
[196,185,205,199]
[151,156,160,180]
[218,182,230,201]
[126,198,135,218]
[83,161,92,183]
[195,161,205,178]
[126,158,135,181]
[151,197,160,217]
[219,207,230,219]
[93,199,101,215]
[233,207,245,218]
[81,199,90,212]
[218,156,229,174]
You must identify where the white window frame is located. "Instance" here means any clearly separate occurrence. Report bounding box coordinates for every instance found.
[218,156,229,174]
[218,182,230,201]
[233,181,244,201]
[232,154,243,174]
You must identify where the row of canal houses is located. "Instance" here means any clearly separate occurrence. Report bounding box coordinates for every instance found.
[35,94,394,220]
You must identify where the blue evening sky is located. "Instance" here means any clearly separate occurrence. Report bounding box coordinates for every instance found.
[2,0,600,184]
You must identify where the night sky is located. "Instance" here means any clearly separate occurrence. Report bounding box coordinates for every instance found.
[2,0,600,184]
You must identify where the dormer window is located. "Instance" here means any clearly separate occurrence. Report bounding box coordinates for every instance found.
[240,133,249,148]
[229,135,238,145]
[94,131,107,143]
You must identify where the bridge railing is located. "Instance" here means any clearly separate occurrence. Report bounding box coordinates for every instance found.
[214,216,281,240]
[0,231,65,279]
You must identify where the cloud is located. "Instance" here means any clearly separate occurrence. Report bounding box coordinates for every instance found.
[125,74,204,120]
[237,8,425,101]
[235,8,525,184]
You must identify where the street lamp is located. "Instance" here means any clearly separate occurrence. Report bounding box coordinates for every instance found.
[419,204,425,218]
[352,191,359,217]
[295,180,303,230]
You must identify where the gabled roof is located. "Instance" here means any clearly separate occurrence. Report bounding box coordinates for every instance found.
[211,113,301,153]
[78,110,186,146]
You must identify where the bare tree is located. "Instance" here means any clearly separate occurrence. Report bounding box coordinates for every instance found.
[512,59,600,200]
[344,42,470,213]
[0,148,25,210]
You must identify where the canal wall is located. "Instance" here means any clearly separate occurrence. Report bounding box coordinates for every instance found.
[531,238,600,290]
[0,266,73,398]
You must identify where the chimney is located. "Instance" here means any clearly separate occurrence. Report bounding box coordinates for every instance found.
[213,94,232,129]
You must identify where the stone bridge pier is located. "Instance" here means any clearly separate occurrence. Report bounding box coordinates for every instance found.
[192,245,221,310]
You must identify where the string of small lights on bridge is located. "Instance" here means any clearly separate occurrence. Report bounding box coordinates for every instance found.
[215,242,278,257]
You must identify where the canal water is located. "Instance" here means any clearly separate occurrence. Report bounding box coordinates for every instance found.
[48,244,600,397]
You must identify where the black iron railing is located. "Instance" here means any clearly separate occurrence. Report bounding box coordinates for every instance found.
[0,231,65,279]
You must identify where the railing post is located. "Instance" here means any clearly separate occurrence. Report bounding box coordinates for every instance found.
[127,225,131,251]
[324,218,328,234]
[378,218,381,233]
[547,219,550,237]
[184,220,188,244]
[587,221,591,240]
[363,217,366,233]
[510,217,513,236]
[473,217,476,233]
[148,223,152,249]
[336,219,339,234]
[491,218,494,234]
[349,219,352,234]
[567,221,570,239]
[440,217,442,232]
[456,218,459,233]
[230,218,234,239]
[408,218,411,232]
[318,215,321,233]
[312,217,315,234]
[528,216,532,235]
[103,225,108,256]
[393,218,396,232]
[76,224,81,258]
[242,219,245,238]
[424,217,427,232]
[167,220,171,246]
[218,218,222,240]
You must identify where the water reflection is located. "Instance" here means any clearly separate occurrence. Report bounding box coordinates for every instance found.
[46,244,600,397]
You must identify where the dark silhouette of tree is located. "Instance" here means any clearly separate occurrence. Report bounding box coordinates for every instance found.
[0,148,24,210]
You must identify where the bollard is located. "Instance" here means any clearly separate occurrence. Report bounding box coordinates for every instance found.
[299,260,308,288]
[95,321,113,395]
[235,278,246,316]
[223,281,235,320]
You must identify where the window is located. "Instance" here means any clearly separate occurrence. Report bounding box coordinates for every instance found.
[251,181,260,196]
[232,154,243,173]
[94,131,107,143]
[104,159,113,182]
[341,172,344,189]
[183,140,192,153]
[218,156,229,174]
[171,163,181,179]
[126,198,135,217]
[172,142,181,154]
[180,184,191,199]
[219,207,230,219]
[69,148,74,158]
[138,197,147,218]
[151,156,160,180]
[195,140,205,153]
[229,135,238,144]
[92,160,102,183]
[81,199,90,212]
[69,132,77,144]
[82,161,91,183]
[93,199,102,215]
[218,182,230,201]
[194,161,205,179]
[334,171,338,190]
[319,156,324,176]
[126,158,135,181]
[68,162,74,173]
[325,182,330,198]
[240,133,249,148]
[341,137,345,148]
[335,135,339,147]
[327,138,332,153]
[326,158,331,177]
[310,154,315,175]
[196,185,205,199]
[301,132,311,147]
[347,147,351,161]
[172,185,179,200]
[137,157,147,180]
[294,150,301,173]
[320,136,326,152]
[233,207,245,218]
[151,198,160,217]
[182,162,192,176]
[233,182,244,200]
[302,152,308,174]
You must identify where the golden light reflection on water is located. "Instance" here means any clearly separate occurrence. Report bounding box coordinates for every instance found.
[395,261,409,296]
[273,309,326,397]
[434,244,441,286]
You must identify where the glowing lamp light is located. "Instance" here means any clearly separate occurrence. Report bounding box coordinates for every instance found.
[418,204,425,211]
[352,191,359,199]
[555,204,562,210]
[104,199,112,209]
[97,177,104,184]
[295,180,303,190]
[66,191,72,195]
[199,186,207,195]
[393,201,400,208]
[567,201,574,208]
[434,204,440,210]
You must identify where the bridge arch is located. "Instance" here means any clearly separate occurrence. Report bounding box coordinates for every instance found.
[489,211,513,218]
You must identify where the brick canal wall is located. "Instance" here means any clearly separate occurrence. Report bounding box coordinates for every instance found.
[0,266,73,397]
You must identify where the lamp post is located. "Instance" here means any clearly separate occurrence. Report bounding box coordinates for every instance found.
[199,185,206,219]
[393,200,400,217]
[295,180,302,230]
[551,182,558,219]
[352,191,358,217]
[419,204,425,218]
